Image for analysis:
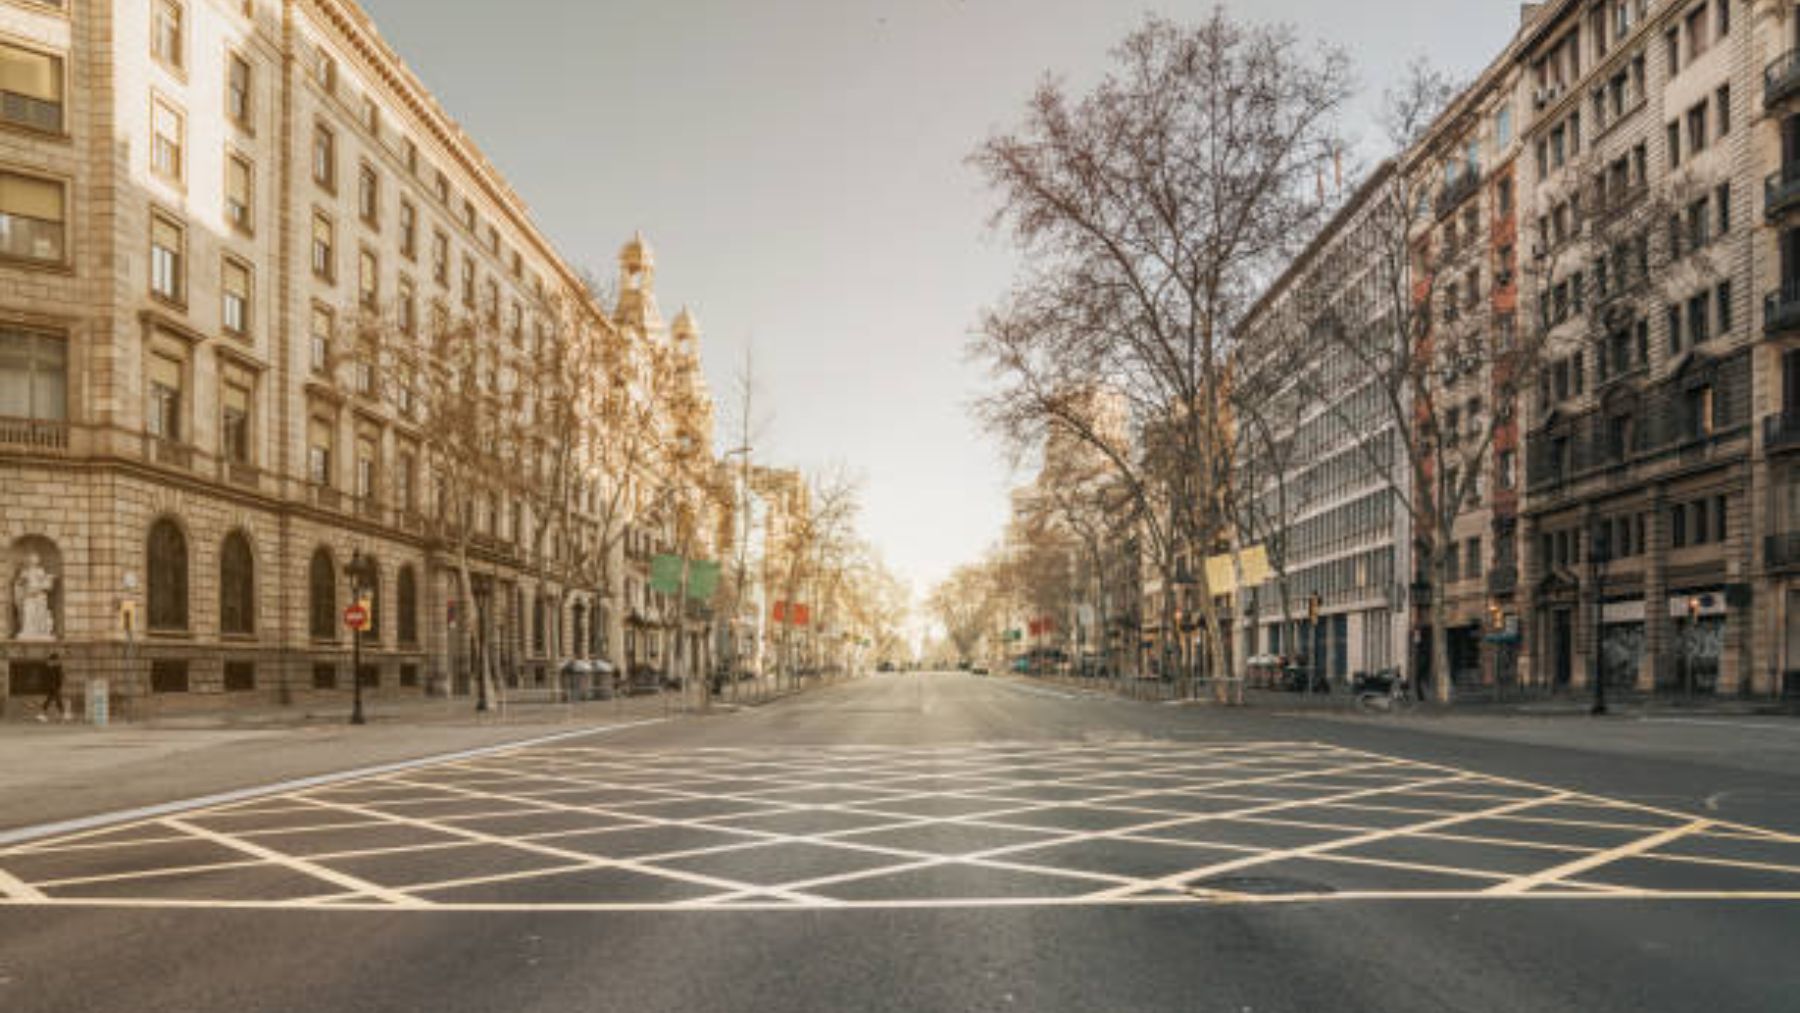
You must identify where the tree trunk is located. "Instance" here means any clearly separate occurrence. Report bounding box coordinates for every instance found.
[1431,543,1453,704]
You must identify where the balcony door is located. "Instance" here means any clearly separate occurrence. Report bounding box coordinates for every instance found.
[1787,349,1800,417]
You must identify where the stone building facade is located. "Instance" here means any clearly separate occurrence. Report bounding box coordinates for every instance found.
[0,0,717,715]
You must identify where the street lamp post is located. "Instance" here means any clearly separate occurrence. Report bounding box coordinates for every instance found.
[346,549,376,726]
[1589,523,1610,717]
[1306,591,1322,695]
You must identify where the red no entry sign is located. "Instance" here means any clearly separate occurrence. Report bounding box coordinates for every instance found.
[344,603,369,630]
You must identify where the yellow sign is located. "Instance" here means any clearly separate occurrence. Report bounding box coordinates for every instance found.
[1203,545,1271,596]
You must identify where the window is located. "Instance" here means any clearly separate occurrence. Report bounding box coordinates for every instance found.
[358,164,378,224]
[308,548,336,640]
[1495,104,1513,148]
[1498,449,1516,490]
[226,52,251,126]
[1716,84,1731,138]
[361,96,379,136]
[225,153,252,232]
[0,171,65,264]
[152,0,184,70]
[460,198,475,231]
[312,124,335,190]
[150,211,183,302]
[0,42,64,133]
[151,98,184,181]
[313,47,335,93]
[1667,120,1680,169]
[460,255,475,307]
[1608,412,1635,458]
[1689,292,1710,343]
[1715,494,1729,541]
[397,276,415,335]
[1686,4,1709,61]
[146,351,182,440]
[223,662,255,692]
[1717,280,1734,334]
[0,326,66,422]
[483,278,499,324]
[433,169,448,203]
[1689,384,1716,438]
[398,200,416,258]
[402,137,418,174]
[309,304,331,374]
[1716,182,1731,235]
[220,531,254,635]
[391,564,418,646]
[358,247,378,309]
[1686,103,1708,156]
[355,434,376,498]
[395,449,415,511]
[1667,303,1682,354]
[431,230,448,285]
[1717,0,1730,37]
[146,517,188,631]
[221,375,250,463]
[311,211,334,280]
[1466,539,1482,579]
[307,414,333,486]
[221,257,250,336]
[1664,27,1679,78]
[1496,177,1513,216]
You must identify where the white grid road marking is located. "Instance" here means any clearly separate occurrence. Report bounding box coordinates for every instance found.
[2,740,1798,910]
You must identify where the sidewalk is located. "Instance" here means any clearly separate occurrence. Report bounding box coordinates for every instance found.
[1002,671,1800,719]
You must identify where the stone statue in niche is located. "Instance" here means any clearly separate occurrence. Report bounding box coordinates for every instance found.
[12,551,57,640]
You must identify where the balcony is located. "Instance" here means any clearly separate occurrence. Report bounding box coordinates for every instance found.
[1768,411,1800,452]
[352,496,384,524]
[1765,279,1800,337]
[221,459,261,489]
[1433,169,1481,219]
[0,415,68,454]
[143,434,193,470]
[1766,50,1800,108]
[1767,162,1800,221]
[308,483,341,511]
[1768,532,1800,570]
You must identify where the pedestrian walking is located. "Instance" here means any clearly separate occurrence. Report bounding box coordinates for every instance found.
[37,651,66,722]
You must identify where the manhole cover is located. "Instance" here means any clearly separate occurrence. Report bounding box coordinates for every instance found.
[1189,876,1335,897]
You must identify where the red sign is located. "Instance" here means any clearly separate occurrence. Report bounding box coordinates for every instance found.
[344,603,369,631]
[772,602,811,626]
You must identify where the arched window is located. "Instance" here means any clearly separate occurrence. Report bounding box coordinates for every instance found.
[146,518,188,630]
[532,594,546,655]
[397,565,418,646]
[219,531,254,635]
[308,548,336,640]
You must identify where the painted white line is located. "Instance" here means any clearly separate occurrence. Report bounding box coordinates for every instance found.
[161,817,424,907]
[5,889,1800,913]
[1486,818,1712,895]
[0,720,665,850]
[0,865,45,901]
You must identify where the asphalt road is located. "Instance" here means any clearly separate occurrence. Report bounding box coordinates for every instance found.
[2,672,1797,1013]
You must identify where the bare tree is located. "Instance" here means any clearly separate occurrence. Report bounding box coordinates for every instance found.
[970,11,1353,700]
[928,560,1004,663]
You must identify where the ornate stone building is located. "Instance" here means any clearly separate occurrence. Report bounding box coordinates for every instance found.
[0,0,717,715]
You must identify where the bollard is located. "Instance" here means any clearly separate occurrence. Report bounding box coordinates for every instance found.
[86,678,109,726]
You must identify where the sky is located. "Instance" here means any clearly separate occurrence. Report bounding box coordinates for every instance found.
[357,0,1523,599]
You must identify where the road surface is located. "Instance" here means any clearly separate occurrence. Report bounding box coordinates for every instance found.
[2,672,1797,1012]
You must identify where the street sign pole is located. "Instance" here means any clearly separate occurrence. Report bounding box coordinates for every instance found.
[344,601,370,725]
